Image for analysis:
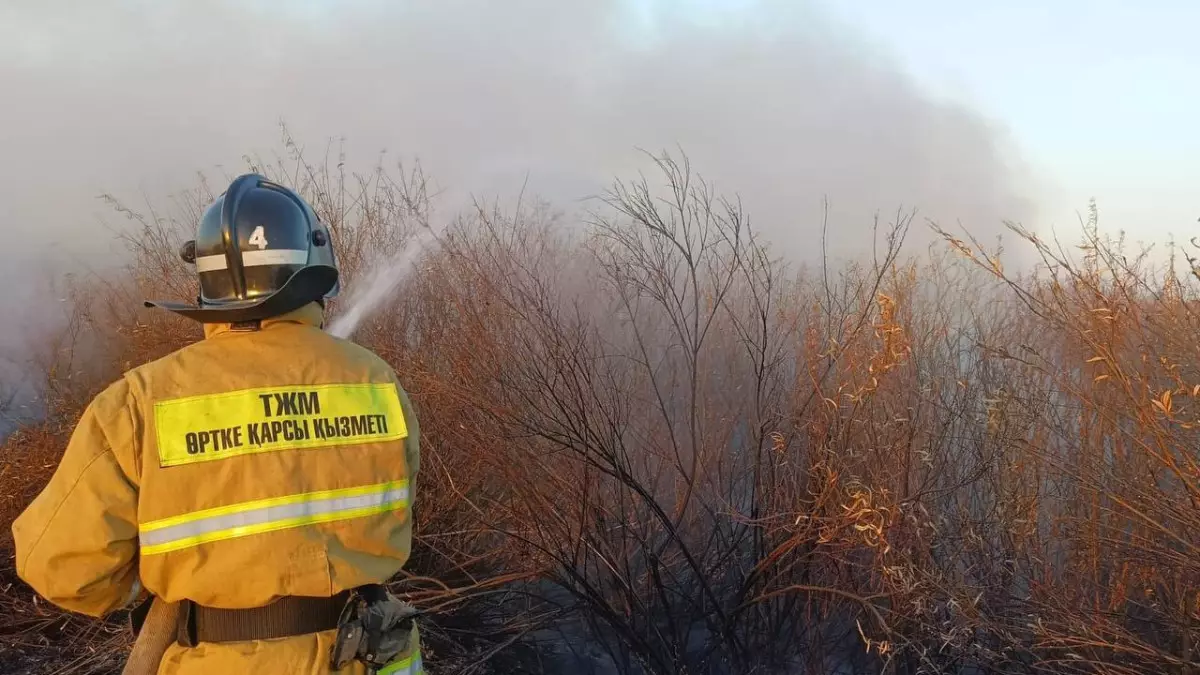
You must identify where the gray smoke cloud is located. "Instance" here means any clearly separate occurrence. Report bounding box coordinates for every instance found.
[0,0,1038,416]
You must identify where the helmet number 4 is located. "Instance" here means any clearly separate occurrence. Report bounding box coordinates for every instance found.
[248,225,269,250]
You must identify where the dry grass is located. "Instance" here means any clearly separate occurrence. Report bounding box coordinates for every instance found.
[1,137,1197,674]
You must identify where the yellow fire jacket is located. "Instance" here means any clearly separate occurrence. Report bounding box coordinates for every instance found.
[11,303,422,674]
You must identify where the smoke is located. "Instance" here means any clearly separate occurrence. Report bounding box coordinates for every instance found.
[326,225,444,340]
[0,0,1038,380]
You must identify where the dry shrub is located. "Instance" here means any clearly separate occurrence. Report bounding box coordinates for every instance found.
[2,141,1197,675]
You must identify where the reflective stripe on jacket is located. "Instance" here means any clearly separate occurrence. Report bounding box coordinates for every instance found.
[11,302,422,673]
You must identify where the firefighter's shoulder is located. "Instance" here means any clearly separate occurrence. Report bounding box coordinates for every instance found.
[320,332,406,381]
[118,336,211,393]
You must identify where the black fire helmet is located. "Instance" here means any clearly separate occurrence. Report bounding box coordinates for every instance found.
[145,174,340,323]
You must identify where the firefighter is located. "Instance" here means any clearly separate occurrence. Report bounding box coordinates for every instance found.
[11,174,423,674]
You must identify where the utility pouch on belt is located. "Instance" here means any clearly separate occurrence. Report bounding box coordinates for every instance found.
[330,584,422,673]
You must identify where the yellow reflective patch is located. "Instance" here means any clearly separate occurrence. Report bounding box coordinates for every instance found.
[153,383,408,467]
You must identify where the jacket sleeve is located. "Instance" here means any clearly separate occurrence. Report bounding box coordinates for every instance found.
[11,378,141,618]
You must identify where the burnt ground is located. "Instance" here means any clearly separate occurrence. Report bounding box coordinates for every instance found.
[0,568,132,675]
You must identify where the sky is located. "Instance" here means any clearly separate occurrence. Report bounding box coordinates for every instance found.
[823,0,1200,246]
[0,0,1195,403]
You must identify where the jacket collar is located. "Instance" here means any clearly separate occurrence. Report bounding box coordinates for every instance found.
[203,302,325,339]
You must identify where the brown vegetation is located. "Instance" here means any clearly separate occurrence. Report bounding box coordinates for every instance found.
[1,137,1197,674]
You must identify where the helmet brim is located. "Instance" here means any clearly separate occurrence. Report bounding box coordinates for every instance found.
[145,265,338,324]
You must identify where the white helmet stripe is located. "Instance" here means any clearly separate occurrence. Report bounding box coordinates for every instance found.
[195,249,310,272]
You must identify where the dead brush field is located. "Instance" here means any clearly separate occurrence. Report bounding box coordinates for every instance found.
[2,150,1197,674]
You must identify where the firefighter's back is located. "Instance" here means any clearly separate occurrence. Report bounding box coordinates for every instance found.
[13,174,423,674]
[128,304,420,674]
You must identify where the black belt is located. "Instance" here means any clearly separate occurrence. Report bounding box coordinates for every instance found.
[177,590,352,647]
